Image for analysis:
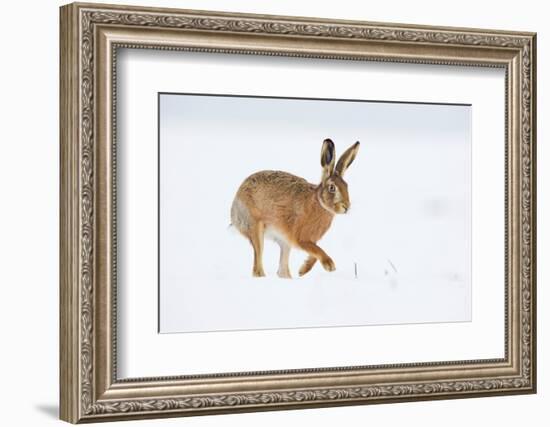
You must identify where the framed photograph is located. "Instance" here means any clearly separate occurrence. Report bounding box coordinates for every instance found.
[60,2,537,423]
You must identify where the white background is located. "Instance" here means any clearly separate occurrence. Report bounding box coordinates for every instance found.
[0,0,545,426]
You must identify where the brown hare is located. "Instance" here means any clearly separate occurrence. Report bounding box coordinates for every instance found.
[231,138,360,278]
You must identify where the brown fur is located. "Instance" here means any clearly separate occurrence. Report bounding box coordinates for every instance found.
[230,139,359,278]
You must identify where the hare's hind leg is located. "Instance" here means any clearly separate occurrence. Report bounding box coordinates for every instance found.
[231,197,265,277]
[277,241,292,279]
[249,221,266,277]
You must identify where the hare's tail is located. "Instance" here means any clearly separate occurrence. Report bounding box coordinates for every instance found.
[230,197,251,235]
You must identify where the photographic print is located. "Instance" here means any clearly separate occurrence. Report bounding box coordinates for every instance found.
[159,93,472,334]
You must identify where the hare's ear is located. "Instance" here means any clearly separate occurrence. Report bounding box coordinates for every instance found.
[335,141,360,176]
[321,138,335,181]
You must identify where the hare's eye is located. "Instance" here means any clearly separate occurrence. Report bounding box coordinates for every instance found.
[328,184,336,193]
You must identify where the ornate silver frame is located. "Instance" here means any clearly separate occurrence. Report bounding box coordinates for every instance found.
[60,2,537,423]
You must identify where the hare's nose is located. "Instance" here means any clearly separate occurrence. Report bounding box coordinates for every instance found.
[340,203,349,213]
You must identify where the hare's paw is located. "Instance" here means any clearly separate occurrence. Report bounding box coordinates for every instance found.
[253,268,266,278]
[299,256,317,277]
[321,257,336,272]
[277,269,292,279]
[298,264,312,277]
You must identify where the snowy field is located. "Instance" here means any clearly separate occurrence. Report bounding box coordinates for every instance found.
[159,94,471,333]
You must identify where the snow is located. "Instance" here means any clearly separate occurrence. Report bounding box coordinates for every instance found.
[159,94,471,333]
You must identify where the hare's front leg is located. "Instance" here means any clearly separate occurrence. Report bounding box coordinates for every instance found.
[298,241,336,272]
[299,256,317,277]
[277,241,292,279]
[248,222,266,277]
